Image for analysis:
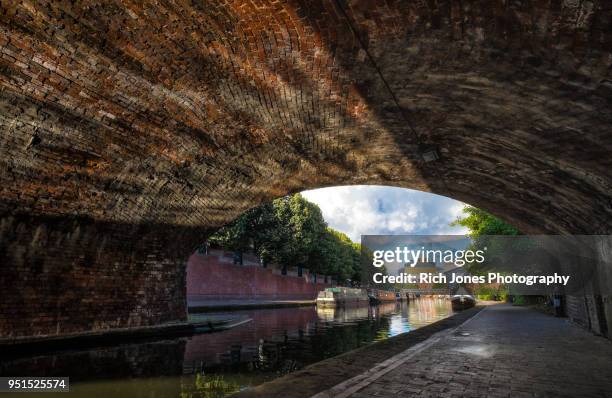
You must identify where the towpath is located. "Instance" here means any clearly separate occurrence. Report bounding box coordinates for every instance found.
[315,303,612,398]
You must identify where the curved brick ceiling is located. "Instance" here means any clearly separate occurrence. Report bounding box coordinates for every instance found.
[0,1,611,234]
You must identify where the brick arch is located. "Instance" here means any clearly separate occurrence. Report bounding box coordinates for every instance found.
[0,1,611,338]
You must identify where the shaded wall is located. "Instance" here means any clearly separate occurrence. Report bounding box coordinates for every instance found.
[0,214,202,340]
[187,250,331,301]
[568,237,612,338]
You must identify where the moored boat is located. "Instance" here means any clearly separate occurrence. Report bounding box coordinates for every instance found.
[367,289,397,305]
[316,287,369,307]
[451,294,476,310]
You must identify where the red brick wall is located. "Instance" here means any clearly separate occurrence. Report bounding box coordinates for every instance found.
[187,250,331,301]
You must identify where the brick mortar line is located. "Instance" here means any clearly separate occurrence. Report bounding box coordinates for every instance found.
[310,306,489,398]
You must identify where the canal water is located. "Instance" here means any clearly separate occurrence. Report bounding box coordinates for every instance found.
[1,298,454,397]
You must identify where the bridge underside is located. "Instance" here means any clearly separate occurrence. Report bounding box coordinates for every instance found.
[0,1,611,339]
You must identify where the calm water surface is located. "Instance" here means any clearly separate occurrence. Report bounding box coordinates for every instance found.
[1,298,453,397]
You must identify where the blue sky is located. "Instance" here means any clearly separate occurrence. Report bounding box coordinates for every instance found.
[301,185,469,242]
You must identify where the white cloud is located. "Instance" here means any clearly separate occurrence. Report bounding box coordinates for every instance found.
[301,185,469,242]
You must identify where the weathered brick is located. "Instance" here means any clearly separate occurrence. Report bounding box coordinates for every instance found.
[0,1,611,338]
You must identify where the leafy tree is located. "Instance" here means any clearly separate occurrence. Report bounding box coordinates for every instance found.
[208,194,362,282]
[273,194,327,269]
[450,205,521,273]
[450,206,520,238]
[313,228,360,281]
[451,205,521,300]
[209,202,280,263]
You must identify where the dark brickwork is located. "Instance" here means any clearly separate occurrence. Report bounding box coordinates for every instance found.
[0,214,205,339]
[0,1,611,338]
[0,1,610,233]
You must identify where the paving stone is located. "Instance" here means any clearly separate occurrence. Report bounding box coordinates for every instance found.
[347,305,612,397]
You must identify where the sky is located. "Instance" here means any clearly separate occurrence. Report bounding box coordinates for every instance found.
[301,185,469,242]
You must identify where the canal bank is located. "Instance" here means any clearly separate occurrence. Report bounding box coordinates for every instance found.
[189,299,315,312]
[233,305,485,398]
[0,313,251,358]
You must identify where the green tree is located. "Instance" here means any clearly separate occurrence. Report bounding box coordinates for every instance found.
[450,206,520,238]
[272,194,327,269]
[208,202,280,262]
[451,205,521,301]
[451,205,521,272]
[208,194,362,282]
[314,228,358,281]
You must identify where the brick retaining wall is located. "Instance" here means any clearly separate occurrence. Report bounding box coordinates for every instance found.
[187,250,331,301]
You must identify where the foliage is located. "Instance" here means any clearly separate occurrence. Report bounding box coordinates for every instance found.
[209,194,361,281]
[451,205,521,274]
[474,285,508,301]
[512,295,527,305]
[450,206,520,238]
[309,227,362,281]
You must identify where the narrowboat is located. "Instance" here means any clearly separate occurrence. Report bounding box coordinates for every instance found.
[316,287,369,307]
[451,294,476,310]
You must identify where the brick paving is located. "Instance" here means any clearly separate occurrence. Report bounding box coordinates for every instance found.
[341,304,612,398]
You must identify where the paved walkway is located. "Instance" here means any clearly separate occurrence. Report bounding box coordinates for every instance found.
[316,304,612,398]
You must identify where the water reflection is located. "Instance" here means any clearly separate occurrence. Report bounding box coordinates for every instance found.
[1,298,453,397]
